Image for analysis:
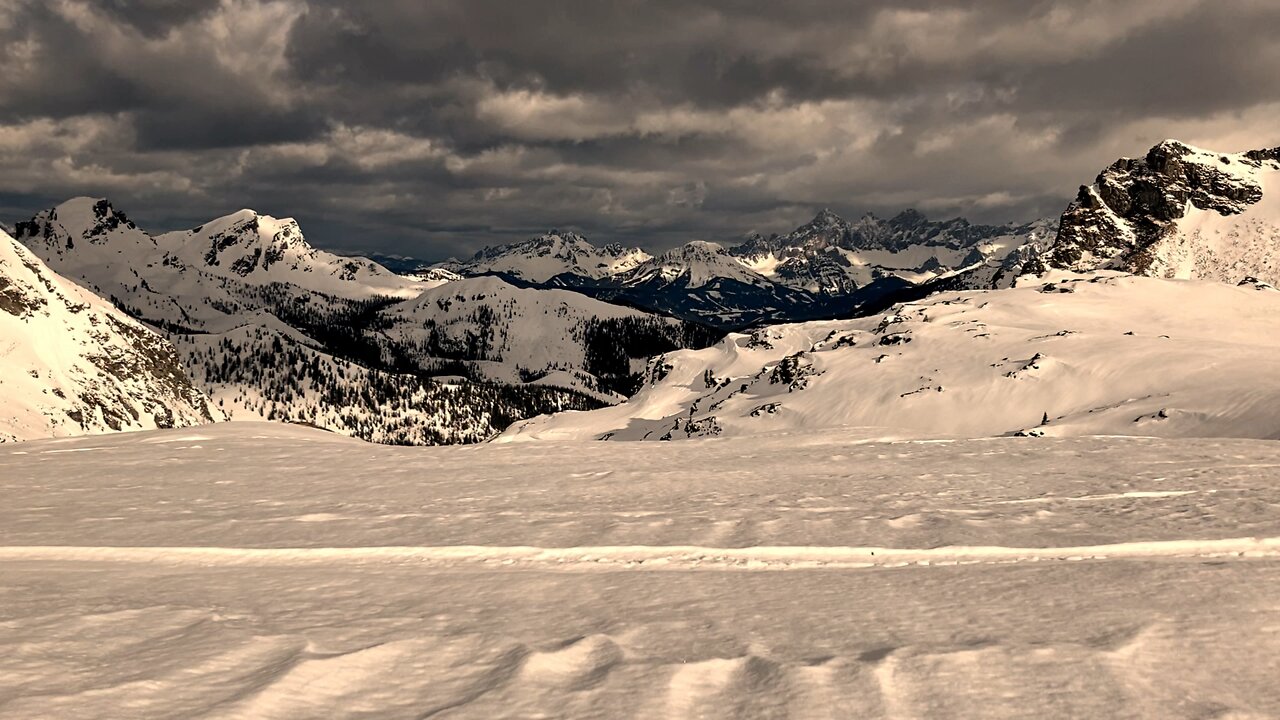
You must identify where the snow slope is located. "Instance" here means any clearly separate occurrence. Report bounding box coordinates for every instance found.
[0,229,216,442]
[504,272,1280,442]
[1,422,1278,717]
[379,275,662,386]
[15,198,712,444]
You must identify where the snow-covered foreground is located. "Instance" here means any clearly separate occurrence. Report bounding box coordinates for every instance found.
[2,422,1279,718]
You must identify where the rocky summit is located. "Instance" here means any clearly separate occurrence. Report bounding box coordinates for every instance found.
[1048,140,1280,282]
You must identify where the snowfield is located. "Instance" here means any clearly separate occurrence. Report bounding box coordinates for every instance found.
[504,271,1280,442]
[2,422,1279,718]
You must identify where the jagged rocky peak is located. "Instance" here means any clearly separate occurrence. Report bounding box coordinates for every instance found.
[184,208,314,275]
[15,197,148,252]
[810,207,846,227]
[734,209,854,258]
[1048,139,1280,280]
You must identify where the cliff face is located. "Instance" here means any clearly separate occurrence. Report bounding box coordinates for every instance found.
[1048,140,1280,282]
[0,229,217,442]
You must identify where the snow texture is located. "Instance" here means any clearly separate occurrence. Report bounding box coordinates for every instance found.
[1,422,1278,717]
[505,271,1280,442]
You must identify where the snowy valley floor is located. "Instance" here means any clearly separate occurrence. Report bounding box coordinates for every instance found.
[2,422,1279,718]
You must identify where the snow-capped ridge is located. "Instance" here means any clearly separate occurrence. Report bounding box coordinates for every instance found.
[15,198,427,300]
[444,230,651,282]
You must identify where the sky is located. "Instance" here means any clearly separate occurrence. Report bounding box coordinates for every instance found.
[1,0,1278,260]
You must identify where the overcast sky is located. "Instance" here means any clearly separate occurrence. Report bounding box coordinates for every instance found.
[1,0,1278,259]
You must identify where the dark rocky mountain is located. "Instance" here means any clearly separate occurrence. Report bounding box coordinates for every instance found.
[1046,140,1280,283]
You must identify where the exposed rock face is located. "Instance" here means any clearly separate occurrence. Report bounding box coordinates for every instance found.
[1048,140,1280,281]
[0,229,218,442]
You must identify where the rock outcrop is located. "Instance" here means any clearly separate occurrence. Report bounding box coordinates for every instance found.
[1048,140,1280,282]
[0,228,217,442]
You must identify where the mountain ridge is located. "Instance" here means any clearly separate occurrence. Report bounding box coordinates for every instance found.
[15,199,721,444]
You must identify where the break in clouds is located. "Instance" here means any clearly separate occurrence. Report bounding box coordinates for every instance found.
[1,0,1279,258]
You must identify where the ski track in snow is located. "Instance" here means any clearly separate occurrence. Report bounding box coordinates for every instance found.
[3,536,1279,570]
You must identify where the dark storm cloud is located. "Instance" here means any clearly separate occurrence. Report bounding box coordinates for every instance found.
[98,0,223,38]
[1,0,1278,259]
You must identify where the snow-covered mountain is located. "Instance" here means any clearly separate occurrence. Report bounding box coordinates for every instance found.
[436,211,1056,329]
[1048,140,1280,283]
[0,228,216,442]
[734,209,1057,295]
[158,210,424,299]
[503,272,1280,443]
[443,231,650,282]
[14,198,718,444]
[622,240,772,289]
[376,275,720,396]
[18,198,425,305]
[401,266,463,286]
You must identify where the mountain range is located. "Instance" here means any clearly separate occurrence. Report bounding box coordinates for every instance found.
[4,138,1279,445]
[431,209,1058,329]
[10,199,718,444]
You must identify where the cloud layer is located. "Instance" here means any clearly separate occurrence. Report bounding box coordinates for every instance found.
[2,0,1278,258]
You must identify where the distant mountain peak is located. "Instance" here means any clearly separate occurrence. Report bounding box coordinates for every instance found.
[889,208,929,227]
[447,230,650,282]
[811,207,844,224]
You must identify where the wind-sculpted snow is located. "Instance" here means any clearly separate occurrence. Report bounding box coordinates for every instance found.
[505,272,1280,442]
[1,423,1279,717]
